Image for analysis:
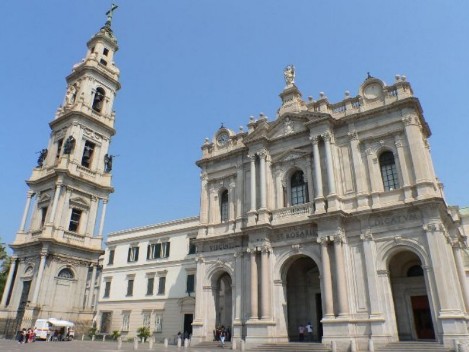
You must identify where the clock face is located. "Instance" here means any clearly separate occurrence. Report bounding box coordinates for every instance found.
[363,83,381,100]
[217,132,229,146]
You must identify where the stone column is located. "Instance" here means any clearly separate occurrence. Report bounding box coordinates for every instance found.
[86,196,99,236]
[323,132,336,195]
[49,182,63,223]
[260,247,271,319]
[234,251,243,322]
[200,172,209,224]
[334,234,349,316]
[259,152,267,210]
[305,159,314,203]
[365,145,381,207]
[0,256,17,306]
[87,264,98,308]
[275,169,283,209]
[98,199,108,237]
[193,257,205,324]
[319,238,334,317]
[19,191,35,232]
[348,131,368,209]
[361,231,381,317]
[31,249,48,305]
[394,134,412,201]
[249,155,257,212]
[235,164,244,220]
[249,249,258,319]
[311,136,325,213]
[453,243,469,313]
[229,182,236,222]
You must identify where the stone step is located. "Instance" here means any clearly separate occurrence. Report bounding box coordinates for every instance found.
[247,342,331,351]
[377,341,451,352]
[194,340,233,348]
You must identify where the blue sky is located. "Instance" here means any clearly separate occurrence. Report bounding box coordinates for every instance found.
[1,1,468,250]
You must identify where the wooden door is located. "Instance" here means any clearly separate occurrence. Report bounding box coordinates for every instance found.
[411,295,435,340]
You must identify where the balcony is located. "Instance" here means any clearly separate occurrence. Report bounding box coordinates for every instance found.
[271,202,314,225]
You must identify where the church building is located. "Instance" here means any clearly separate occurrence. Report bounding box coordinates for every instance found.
[2,9,469,352]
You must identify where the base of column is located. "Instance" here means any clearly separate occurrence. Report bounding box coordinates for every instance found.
[314,197,326,214]
[356,194,370,211]
[416,181,437,200]
[247,211,258,226]
[402,185,413,203]
[371,192,381,209]
[257,209,270,224]
[326,194,339,211]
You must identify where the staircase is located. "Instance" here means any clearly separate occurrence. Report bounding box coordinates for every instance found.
[193,340,232,349]
[377,341,451,352]
[247,342,331,351]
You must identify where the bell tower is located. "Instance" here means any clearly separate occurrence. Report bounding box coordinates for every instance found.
[0,6,120,336]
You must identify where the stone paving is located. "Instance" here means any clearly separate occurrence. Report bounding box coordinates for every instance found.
[0,339,228,352]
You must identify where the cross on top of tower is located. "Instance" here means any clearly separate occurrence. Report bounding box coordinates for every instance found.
[105,4,119,27]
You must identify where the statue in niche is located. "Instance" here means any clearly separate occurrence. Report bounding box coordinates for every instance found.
[104,154,113,173]
[65,84,78,106]
[284,117,293,135]
[63,136,76,154]
[37,149,48,167]
[283,65,295,86]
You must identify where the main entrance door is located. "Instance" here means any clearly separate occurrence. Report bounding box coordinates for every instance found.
[215,273,232,330]
[411,295,435,340]
[285,256,321,342]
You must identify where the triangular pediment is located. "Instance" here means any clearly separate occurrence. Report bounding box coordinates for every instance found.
[69,196,90,208]
[272,148,310,163]
[268,115,308,140]
[38,193,52,204]
[243,122,270,144]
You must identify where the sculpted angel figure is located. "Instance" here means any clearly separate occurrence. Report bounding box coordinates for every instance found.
[284,65,295,86]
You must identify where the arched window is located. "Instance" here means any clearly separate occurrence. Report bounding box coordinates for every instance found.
[92,87,105,112]
[379,151,400,191]
[58,268,74,279]
[220,190,229,222]
[291,170,308,205]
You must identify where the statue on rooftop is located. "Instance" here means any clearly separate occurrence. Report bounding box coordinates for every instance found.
[284,65,295,86]
[63,136,76,155]
[37,149,48,167]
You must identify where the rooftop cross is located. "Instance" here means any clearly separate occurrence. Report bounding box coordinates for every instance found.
[105,3,119,27]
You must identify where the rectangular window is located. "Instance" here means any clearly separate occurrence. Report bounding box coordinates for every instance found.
[161,242,170,258]
[121,311,130,332]
[157,277,166,295]
[186,274,195,294]
[40,207,48,227]
[56,138,63,163]
[81,140,95,168]
[147,242,170,260]
[146,277,154,295]
[147,243,161,259]
[143,311,151,328]
[100,312,112,334]
[68,208,82,232]
[128,246,139,262]
[188,238,196,255]
[108,249,115,265]
[103,281,111,298]
[127,279,134,296]
[103,48,109,56]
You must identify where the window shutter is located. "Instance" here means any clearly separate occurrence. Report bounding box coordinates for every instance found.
[155,243,162,259]
[127,248,131,262]
[147,245,150,260]
[135,247,139,261]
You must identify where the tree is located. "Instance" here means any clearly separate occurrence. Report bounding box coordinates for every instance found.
[0,239,11,302]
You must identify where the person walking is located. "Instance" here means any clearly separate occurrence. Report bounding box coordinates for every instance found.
[306,322,313,341]
[298,324,305,341]
[220,327,226,348]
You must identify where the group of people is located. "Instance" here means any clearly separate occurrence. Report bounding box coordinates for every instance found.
[298,322,314,342]
[17,328,36,343]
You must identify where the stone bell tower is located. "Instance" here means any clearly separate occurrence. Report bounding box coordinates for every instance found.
[0,6,120,337]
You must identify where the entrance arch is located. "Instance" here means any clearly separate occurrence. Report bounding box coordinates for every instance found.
[214,272,232,332]
[388,250,435,341]
[285,255,322,342]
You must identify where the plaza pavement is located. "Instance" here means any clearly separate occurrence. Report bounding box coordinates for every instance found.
[0,339,228,352]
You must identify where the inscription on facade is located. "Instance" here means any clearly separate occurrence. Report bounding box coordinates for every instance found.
[273,228,316,242]
[371,211,420,228]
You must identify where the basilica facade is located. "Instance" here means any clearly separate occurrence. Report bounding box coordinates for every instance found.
[2,13,469,352]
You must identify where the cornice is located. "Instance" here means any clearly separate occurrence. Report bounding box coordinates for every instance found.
[49,110,116,137]
[66,64,121,91]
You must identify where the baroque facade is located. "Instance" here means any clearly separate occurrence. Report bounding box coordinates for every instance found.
[2,11,469,352]
[0,15,120,336]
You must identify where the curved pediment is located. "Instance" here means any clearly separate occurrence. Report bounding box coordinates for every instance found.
[69,196,90,209]
[272,148,310,163]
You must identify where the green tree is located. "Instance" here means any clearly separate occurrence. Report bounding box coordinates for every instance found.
[0,239,10,302]
[136,326,151,342]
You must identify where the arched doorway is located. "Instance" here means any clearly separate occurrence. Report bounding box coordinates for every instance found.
[388,250,435,341]
[215,273,232,333]
[285,255,322,342]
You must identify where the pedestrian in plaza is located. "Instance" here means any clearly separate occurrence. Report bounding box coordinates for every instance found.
[306,321,313,341]
[219,326,226,348]
[298,324,305,341]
